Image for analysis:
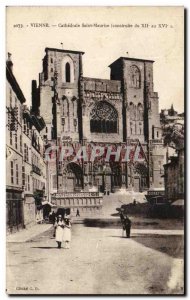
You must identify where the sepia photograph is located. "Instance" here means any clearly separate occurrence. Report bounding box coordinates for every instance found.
[6,6,184,295]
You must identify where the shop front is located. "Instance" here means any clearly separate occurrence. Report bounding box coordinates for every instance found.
[6,189,24,233]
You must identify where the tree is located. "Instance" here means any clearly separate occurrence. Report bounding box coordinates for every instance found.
[163,125,184,150]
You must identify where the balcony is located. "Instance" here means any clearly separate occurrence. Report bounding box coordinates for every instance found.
[32,140,41,153]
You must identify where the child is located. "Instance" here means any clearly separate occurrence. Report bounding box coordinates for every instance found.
[54,215,65,248]
[63,216,72,249]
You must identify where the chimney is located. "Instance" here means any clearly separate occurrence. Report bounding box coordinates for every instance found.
[32,80,40,115]
[7,52,13,72]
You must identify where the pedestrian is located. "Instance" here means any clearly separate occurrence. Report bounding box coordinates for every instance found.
[76,208,80,217]
[54,215,65,248]
[63,216,72,249]
[123,216,131,238]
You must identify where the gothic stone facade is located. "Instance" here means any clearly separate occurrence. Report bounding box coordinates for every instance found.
[32,47,165,196]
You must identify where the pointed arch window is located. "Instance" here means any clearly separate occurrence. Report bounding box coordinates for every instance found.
[137,103,143,120]
[65,63,71,82]
[61,56,74,83]
[129,102,136,120]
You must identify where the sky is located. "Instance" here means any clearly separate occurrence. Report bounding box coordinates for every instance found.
[6,6,184,113]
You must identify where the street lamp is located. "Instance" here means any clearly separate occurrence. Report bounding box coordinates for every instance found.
[103,164,107,195]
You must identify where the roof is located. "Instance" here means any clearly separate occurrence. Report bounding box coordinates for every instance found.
[31,114,46,132]
[148,187,165,191]
[45,47,85,55]
[6,62,26,104]
[42,201,56,207]
[109,56,155,67]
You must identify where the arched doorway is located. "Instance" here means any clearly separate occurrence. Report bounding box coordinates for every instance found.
[63,162,84,192]
[110,162,122,192]
[134,162,148,192]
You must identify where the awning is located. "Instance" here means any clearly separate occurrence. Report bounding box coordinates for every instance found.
[41,201,56,207]
[171,199,184,206]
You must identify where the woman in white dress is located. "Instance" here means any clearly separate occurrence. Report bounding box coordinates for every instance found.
[63,216,72,249]
[54,215,65,249]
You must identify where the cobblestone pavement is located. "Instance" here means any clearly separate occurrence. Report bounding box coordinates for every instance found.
[6,224,184,295]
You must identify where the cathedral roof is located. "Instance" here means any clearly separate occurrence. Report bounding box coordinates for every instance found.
[45,47,85,55]
[108,56,154,67]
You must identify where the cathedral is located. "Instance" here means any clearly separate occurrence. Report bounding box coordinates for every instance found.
[32,47,165,199]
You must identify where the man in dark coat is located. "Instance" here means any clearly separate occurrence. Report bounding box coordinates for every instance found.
[123,216,131,238]
[76,208,80,217]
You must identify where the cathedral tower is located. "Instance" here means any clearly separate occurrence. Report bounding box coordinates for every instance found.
[109,57,162,142]
[36,47,84,142]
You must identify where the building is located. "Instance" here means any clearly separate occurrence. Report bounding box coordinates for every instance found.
[160,105,184,127]
[164,148,184,201]
[6,54,47,232]
[31,116,46,197]
[162,108,184,203]
[31,47,166,213]
[22,106,35,227]
[22,106,47,225]
[6,53,25,233]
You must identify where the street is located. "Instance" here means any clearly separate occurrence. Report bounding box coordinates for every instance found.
[6,222,184,295]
